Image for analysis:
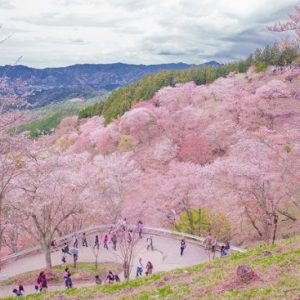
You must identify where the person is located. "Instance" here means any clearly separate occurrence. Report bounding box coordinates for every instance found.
[225,240,230,251]
[111,234,117,250]
[62,243,71,255]
[18,285,24,296]
[51,240,57,251]
[93,235,100,249]
[73,252,78,268]
[61,249,67,264]
[145,261,153,275]
[146,236,153,251]
[137,220,144,238]
[37,271,47,291]
[64,268,72,288]
[106,271,114,284]
[103,234,109,250]
[122,218,127,231]
[73,234,78,248]
[82,232,88,247]
[12,288,21,297]
[95,275,102,285]
[136,257,143,277]
[211,236,217,259]
[205,233,213,250]
[34,285,39,293]
[220,245,227,257]
[180,239,186,256]
[114,274,120,282]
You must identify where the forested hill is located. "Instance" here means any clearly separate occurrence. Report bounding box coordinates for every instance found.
[80,44,298,124]
[0,61,220,108]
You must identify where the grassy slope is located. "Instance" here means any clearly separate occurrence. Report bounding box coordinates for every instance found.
[0,262,122,287]
[10,97,102,138]
[4,236,300,300]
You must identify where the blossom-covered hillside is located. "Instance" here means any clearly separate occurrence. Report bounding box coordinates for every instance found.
[49,66,300,245]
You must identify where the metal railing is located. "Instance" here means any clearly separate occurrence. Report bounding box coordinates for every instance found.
[0,224,246,264]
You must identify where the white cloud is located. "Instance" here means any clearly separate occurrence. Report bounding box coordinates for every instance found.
[0,0,298,67]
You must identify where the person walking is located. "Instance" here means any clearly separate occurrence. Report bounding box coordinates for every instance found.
[211,235,217,259]
[62,251,67,265]
[64,268,73,288]
[72,251,78,268]
[180,239,186,256]
[73,234,78,248]
[145,261,153,275]
[146,236,153,251]
[62,243,71,255]
[37,271,47,292]
[106,271,114,284]
[93,235,100,249]
[51,240,57,251]
[111,234,117,250]
[137,220,144,239]
[82,232,88,247]
[205,233,213,251]
[136,258,143,277]
[103,234,109,250]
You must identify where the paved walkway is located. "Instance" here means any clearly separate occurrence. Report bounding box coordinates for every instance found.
[0,234,210,298]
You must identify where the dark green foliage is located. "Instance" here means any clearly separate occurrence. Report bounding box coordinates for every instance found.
[78,102,104,119]
[80,44,299,124]
[13,110,75,139]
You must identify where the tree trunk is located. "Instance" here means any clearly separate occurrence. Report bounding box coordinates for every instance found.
[272,214,278,245]
[95,253,98,269]
[186,209,195,235]
[42,243,52,268]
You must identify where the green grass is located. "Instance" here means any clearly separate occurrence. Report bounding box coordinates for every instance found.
[0,262,121,286]
[2,236,300,299]
[9,96,104,138]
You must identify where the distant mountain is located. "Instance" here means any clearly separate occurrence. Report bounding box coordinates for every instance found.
[0,62,221,108]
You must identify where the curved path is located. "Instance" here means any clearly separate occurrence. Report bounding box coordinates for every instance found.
[0,225,245,298]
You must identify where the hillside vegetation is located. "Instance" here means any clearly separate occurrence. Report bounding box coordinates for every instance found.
[5,236,300,299]
[10,97,101,138]
[79,44,298,124]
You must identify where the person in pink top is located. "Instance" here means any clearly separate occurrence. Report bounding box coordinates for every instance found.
[103,234,109,250]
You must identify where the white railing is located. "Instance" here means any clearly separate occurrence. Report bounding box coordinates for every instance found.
[0,224,246,264]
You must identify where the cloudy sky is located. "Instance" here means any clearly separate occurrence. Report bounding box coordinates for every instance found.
[0,0,298,68]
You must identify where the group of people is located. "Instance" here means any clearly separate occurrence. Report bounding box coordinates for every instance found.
[104,271,120,284]
[12,285,24,297]
[13,271,48,296]
[136,258,153,277]
[205,233,230,258]
[179,234,230,258]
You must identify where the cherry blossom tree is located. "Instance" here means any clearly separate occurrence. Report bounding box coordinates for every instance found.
[8,151,85,267]
[82,153,142,223]
[268,5,300,40]
[209,135,298,244]
[178,135,213,165]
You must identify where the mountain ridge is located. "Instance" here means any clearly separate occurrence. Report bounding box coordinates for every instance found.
[0,61,221,108]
